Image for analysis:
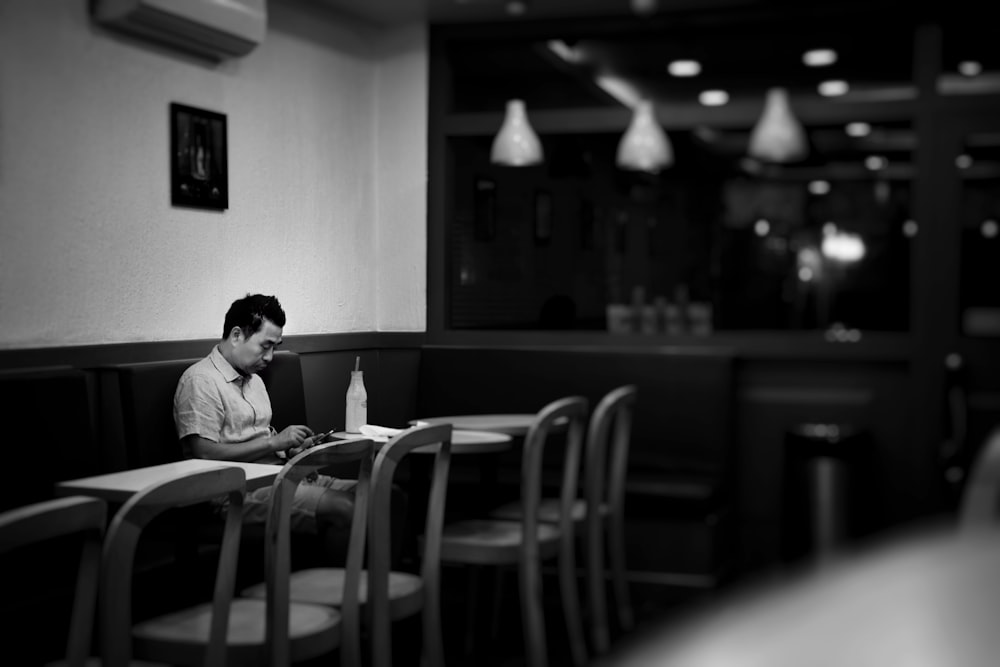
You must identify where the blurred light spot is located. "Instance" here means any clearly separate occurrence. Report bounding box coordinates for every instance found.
[982,219,999,238]
[956,154,974,169]
[699,89,729,106]
[809,180,831,195]
[874,180,890,204]
[822,221,837,236]
[822,230,866,262]
[865,155,888,170]
[902,220,918,237]
[799,266,814,282]
[631,0,658,15]
[846,122,871,137]
[819,80,849,96]
[945,352,963,370]
[803,49,837,67]
[959,60,982,77]
[547,40,584,64]
[668,60,701,77]
[506,0,526,15]
[754,219,770,236]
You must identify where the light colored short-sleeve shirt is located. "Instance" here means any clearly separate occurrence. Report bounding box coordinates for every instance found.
[173,345,275,459]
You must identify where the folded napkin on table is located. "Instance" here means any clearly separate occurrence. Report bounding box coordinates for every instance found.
[358,422,432,442]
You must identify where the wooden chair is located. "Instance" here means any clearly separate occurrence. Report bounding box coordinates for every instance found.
[490,385,638,655]
[583,385,637,652]
[235,438,375,667]
[441,396,589,667]
[245,424,454,667]
[959,425,1000,529]
[0,496,107,667]
[99,465,246,667]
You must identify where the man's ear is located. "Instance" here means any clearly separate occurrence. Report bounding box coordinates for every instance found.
[227,326,244,343]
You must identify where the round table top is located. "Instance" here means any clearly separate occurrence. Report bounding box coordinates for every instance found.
[412,414,538,437]
[332,429,512,454]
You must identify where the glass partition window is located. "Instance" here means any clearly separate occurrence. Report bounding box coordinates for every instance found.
[437,5,918,334]
[959,131,1000,336]
[448,121,913,333]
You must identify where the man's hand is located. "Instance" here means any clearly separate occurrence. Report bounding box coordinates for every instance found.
[272,425,314,452]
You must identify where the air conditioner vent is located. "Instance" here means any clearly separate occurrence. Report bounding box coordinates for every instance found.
[93,0,267,61]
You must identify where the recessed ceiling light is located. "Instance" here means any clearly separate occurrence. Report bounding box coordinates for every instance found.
[803,49,837,67]
[808,180,831,195]
[699,89,728,106]
[865,155,888,170]
[845,122,871,137]
[959,60,982,77]
[668,60,701,77]
[818,80,849,97]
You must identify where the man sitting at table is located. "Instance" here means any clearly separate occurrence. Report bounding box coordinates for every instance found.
[173,293,357,562]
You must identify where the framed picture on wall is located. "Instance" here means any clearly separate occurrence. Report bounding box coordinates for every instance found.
[170,103,228,210]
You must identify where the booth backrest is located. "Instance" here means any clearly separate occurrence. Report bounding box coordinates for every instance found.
[0,366,100,510]
[417,345,736,478]
[96,350,307,472]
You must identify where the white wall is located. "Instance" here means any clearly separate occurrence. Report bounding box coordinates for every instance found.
[0,0,427,349]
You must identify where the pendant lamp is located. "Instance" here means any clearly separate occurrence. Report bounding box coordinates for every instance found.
[748,87,807,162]
[491,99,543,166]
[616,99,673,173]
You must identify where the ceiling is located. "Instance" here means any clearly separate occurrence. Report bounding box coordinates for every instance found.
[312,0,766,25]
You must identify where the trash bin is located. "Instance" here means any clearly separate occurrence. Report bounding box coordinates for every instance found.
[783,423,868,563]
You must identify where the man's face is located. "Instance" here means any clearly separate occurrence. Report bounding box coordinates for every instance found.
[230,318,282,375]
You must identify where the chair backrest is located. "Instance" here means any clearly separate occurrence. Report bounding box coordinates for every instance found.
[959,425,1000,529]
[100,466,246,667]
[0,496,107,667]
[522,396,589,561]
[368,423,453,667]
[266,438,374,667]
[585,385,638,533]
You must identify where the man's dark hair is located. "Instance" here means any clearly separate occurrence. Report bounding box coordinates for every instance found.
[222,294,286,339]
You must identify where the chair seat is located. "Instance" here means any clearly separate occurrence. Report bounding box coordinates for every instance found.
[242,568,426,622]
[133,597,341,665]
[490,498,590,523]
[440,519,561,564]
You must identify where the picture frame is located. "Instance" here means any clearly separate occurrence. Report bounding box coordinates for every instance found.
[170,103,228,210]
[534,189,553,245]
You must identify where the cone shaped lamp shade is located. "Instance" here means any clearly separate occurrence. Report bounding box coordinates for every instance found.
[490,99,543,166]
[748,87,808,162]
[616,100,673,173]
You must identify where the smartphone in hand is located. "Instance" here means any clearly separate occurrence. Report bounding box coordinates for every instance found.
[310,429,337,446]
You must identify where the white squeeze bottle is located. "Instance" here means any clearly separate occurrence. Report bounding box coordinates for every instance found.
[345,356,368,433]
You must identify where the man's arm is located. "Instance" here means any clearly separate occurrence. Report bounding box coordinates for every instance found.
[184,424,315,463]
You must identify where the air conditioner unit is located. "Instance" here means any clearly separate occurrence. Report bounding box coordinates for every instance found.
[93,0,267,61]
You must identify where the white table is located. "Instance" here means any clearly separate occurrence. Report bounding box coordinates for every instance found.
[55,459,281,503]
[412,414,539,437]
[332,429,512,454]
[603,522,1000,667]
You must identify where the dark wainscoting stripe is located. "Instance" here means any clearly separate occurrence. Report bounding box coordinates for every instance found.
[0,332,427,371]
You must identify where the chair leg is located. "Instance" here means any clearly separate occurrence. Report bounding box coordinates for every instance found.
[559,533,588,667]
[488,565,505,644]
[464,566,481,657]
[520,551,548,667]
[423,576,445,667]
[607,516,634,630]
[586,519,611,654]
